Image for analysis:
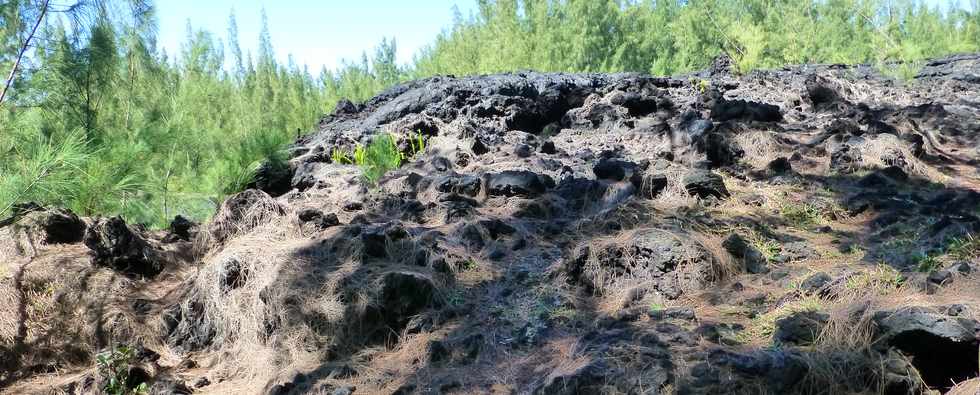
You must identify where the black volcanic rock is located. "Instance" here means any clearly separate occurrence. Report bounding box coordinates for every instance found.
[488,170,554,197]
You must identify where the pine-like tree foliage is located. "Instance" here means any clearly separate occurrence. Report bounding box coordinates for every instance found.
[0,0,977,227]
[414,0,979,76]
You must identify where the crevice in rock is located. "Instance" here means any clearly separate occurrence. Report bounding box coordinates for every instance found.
[889,329,979,391]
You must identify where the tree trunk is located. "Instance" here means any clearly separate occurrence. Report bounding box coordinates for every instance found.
[0,0,50,107]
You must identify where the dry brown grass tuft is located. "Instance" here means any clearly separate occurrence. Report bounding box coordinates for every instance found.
[795,271,980,394]
[0,246,161,387]
[196,190,288,253]
[578,227,727,315]
[651,170,697,210]
[850,133,948,182]
[690,232,740,284]
[535,337,591,387]
[733,130,782,170]
[173,205,458,392]
[947,377,980,395]
[172,210,332,391]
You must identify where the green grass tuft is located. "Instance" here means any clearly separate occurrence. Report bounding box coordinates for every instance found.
[358,133,403,184]
[780,203,824,228]
[330,130,427,185]
[944,234,980,260]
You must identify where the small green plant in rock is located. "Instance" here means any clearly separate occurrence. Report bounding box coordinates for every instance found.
[331,148,353,164]
[781,203,823,228]
[357,133,402,184]
[945,234,979,260]
[444,288,466,307]
[914,253,942,273]
[406,130,426,160]
[649,302,665,313]
[737,296,823,343]
[460,259,478,271]
[689,77,710,94]
[877,60,924,83]
[331,131,428,185]
[548,306,578,322]
[96,345,148,395]
[753,238,783,263]
[845,264,904,294]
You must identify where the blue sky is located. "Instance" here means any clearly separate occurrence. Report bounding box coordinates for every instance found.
[156,0,970,73]
[156,1,476,72]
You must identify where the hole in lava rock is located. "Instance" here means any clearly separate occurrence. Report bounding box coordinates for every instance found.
[889,329,979,391]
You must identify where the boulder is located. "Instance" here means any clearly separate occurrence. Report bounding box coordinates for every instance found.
[774,242,818,263]
[683,169,730,199]
[767,157,793,174]
[685,118,714,138]
[333,99,360,115]
[639,173,669,199]
[710,53,736,76]
[479,219,516,240]
[829,144,861,174]
[487,170,554,198]
[435,174,482,197]
[208,189,285,244]
[593,158,633,182]
[697,131,744,168]
[248,160,293,197]
[798,272,832,295]
[84,216,162,278]
[857,166,908,188]
[711,99,782,122]
[554,177,608,211]
[458,222,485,252]
[873,308,980,390]
[296,209,340,230]
[926,269,953,286]
[592,158,644,187]
[169,215,196,240]
[360,224,409,258]
[708,349,808,393]
[429,156,453,172]
[569,228,716,299]
[20,207,87,244]
[514,144,532,158]
[532,360,606,395]
[540,141,557,154]
[805,74,845,109]
[722,234,768,274]
[774,311,829,346]
[609,91,658,116]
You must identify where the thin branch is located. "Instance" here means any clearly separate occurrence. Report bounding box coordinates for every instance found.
[0,0,51,107]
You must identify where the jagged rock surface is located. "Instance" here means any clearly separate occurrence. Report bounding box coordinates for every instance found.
[3,54,980,394]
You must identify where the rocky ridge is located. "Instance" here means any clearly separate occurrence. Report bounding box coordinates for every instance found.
[2,54,980,394]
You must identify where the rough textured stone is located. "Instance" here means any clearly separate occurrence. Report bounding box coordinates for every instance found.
[84,216,162,278]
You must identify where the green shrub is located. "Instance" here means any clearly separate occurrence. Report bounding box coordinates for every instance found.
[96,345,148,395]
[330,130,427,185]
[461,259,478,271]
[357,133,402,184]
